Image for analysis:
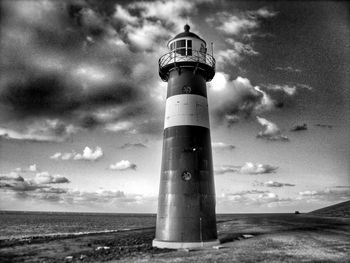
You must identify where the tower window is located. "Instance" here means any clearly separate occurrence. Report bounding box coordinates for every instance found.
[176,40,186,56]
[187,40,192,56]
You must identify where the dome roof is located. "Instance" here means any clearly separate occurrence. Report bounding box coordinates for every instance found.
[168,24,206,44]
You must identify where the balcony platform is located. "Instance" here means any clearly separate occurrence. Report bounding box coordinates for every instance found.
[159,51,215,82]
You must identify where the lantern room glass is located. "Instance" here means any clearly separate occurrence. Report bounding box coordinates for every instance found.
[170,40,193,56]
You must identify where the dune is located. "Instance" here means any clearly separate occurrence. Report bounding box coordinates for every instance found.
[309,200,350,218]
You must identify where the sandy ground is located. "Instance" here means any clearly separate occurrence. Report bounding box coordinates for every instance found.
[1,214,349,262]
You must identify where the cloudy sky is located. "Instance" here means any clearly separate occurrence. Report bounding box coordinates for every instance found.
[0,0,349,213]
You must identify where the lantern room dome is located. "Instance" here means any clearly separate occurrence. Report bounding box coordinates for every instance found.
[169,24,205,44]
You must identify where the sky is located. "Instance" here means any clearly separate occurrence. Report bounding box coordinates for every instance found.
[0,0,349,213]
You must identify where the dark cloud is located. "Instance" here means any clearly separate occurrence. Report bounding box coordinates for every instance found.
[0,74,80,118]
[0,0,168,138]
[209,75,275,125]
[291,123,307,132]
[0,72,140,119]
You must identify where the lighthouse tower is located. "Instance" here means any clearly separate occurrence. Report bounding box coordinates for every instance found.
[153,25,218,249]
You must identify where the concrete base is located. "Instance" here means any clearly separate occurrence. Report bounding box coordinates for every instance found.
[152,239,220,249]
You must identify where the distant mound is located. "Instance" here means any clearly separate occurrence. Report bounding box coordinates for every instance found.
[310,200,350,218]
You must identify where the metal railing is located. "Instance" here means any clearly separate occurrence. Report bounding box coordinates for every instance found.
[159,48,215,70]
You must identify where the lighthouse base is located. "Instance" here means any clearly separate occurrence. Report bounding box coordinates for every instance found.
[152,239,220,249]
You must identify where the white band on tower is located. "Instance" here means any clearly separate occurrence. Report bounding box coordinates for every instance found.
[164,94,210,129]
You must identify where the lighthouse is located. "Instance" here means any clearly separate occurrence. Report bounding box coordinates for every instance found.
[153,25,218,249]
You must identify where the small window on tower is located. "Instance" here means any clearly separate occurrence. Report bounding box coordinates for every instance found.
[187,40,192,56]
[176,40,186,56]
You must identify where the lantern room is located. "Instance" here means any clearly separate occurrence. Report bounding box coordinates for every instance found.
[158,24,215,82]
[168,24,207,56]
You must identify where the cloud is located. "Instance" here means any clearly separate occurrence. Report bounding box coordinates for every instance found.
[274,66,301,73]
[1,0,205,137]
[240,162,278,174]
[127,0,202,33]
[28,164,37,172]
[63,189,127,204]
[0,120,77,142]
[113,4,138,25]
[209,74,275,125]
[1,177,151,207]
[219,189,290,206]
[215,162,277,175]
[315,124,333,129]
[215,165,240,175]
[50,146,103,161]
[206,7,276,72]
[104,121,134,133]
[298,188,350,202]
[217,41,259,68]
[224,114,240,126]
[0,175,47,192]
[0,170,70,205]
[119,143,147,149]
[229,41,259,56]
[265,85,297,96]
[208,7,277,36]
[255,181,295,187]
[264,83,312,96]
[109,160,137,171]
[14,164,38,173]
[216,49,243,67]
[33,172,70,184]
[212,142,235,151]
[0,172,24,182]
[290,123,307,132]
[1,170,69,192]
[73,146,103,161]
[124,20,171,51]
[256,116,289,141]
[1,176,145,206]
[40,188,150,207]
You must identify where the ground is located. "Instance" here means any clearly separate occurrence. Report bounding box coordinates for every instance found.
[1,214,349,262]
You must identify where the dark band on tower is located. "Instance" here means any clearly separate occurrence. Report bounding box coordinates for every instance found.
[153,25,218,249]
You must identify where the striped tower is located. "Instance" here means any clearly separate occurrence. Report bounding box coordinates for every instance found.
[153,25,218,249]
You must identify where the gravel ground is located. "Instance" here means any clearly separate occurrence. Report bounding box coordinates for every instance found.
[1,214,349,262]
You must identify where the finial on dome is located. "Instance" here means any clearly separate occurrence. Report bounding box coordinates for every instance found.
[184,24,190,32]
